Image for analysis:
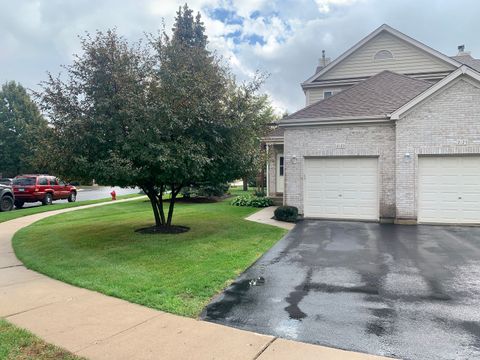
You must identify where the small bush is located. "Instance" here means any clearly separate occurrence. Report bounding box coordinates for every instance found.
[254,190,266,197]
[182,183,229,198]
[274,206,298,222]
[231,195,273,208]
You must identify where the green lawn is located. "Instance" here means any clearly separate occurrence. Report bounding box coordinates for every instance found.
[13,198,286,317]
[0,193,141,224]
[0,319,83,360]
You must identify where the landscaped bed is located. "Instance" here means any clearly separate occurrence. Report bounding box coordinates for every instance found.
[0,319,83,360]
[12,197,286,317]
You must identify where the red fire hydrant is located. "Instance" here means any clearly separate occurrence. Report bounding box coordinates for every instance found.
[110,190,116,201]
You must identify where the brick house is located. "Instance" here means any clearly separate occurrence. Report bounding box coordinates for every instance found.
[265,24,480,224]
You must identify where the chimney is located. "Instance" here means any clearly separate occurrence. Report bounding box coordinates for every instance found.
[457,44,471,56]
[315,50,331,73]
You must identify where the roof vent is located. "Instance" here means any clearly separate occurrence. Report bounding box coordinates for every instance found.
[316,50,331,73]
[457,44,471,56]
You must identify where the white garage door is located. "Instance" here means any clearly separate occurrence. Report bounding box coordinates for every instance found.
[418,156,480,224]
[304,157,379,220]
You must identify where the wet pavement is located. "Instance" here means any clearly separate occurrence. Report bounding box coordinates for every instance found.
[202,220,480,360]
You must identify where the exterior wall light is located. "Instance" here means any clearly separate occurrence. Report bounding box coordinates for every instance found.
[291,155,297,164]
[404,153,411,159]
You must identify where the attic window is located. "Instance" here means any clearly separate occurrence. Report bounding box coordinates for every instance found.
[374,50,394,61]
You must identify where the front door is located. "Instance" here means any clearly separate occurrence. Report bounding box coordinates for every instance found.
[276,153,284,193]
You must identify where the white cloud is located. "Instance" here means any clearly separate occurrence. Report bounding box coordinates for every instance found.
[315,0,364,13]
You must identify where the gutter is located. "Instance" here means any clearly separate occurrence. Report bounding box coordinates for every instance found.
[279,115,391,127]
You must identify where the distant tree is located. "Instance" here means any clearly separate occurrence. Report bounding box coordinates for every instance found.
[40,4,271,231]
[226,80,278,191]
[0,81,50,177]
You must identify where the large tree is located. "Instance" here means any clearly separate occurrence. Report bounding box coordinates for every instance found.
[0,81,50,177]
[40,4,272,231]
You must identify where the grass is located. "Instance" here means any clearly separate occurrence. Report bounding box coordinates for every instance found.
[0,194,141,224]
[0,319,83,360]
[13,198,286,317]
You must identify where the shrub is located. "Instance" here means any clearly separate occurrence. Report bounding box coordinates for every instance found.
[182,183,229,198]
[254,190,266,197]
[231,195,273,208]
[274,206,298,222]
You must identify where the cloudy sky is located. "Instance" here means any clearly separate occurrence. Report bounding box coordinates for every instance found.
[1,0,479,113]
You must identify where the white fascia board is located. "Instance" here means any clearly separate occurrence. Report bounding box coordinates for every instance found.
[390,66,480,120]
[279,115,390,127]
[302,24,462,86]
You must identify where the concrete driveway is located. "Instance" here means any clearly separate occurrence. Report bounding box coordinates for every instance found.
[202,220,480,360]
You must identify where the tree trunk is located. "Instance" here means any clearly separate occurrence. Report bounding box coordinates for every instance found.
[243,177,248,191]
[156,187,166,225]
[166,185,180,227]
[145,187,162,227]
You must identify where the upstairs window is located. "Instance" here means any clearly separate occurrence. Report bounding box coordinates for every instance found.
[323,91,333,99]
[374,49,394,61]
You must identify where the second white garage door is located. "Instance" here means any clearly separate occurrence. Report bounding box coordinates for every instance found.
[418,156,480,224]
[304,157,379,220]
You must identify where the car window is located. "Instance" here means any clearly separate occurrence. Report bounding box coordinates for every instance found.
[49,178,58,186]
[13,177,36,186]
[38,177,48,185]
[58,179,65,186]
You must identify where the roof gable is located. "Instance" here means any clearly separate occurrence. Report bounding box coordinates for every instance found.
[391,66,480,119]
[283,71,432,124]
[303,24,460,85]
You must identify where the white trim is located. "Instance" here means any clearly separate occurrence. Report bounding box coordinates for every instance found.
[390,66,480,120]
[302,24,461,86]
[280,115,389,127]
[266,144,269,196]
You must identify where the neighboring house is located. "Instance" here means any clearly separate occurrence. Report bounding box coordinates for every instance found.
[265,24,480,224]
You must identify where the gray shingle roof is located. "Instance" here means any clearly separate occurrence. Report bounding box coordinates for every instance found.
[268,126,284,137]
[451,55,480,72]
[284,71,432,121]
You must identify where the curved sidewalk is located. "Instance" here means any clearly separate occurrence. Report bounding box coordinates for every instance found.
[0,199,390,360]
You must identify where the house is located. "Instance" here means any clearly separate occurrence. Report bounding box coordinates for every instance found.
[265,24,480,224]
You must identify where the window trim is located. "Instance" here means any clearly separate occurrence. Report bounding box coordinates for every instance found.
[374,49,394,61]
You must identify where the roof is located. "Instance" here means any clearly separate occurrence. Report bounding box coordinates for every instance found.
[268,126,284,137]
[303,24,461,86]
[451,54,480,72]
[284,71,432,122]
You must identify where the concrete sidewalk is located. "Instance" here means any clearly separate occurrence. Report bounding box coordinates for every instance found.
[0,199,391,360]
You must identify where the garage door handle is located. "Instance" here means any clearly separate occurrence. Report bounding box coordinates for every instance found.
[338,194,342,197]
[458,196,462,200]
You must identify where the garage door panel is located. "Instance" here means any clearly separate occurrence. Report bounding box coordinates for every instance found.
[418,156,480,224]
[304,157,378,220]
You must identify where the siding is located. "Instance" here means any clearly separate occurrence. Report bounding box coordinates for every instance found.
[319,31,456,81]
[305,85,351,106]
[396,77,480,220]
[284,123,396,219]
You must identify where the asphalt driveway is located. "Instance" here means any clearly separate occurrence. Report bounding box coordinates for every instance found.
[202,220,480,360]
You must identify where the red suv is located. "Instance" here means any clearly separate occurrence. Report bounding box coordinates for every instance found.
[12,175,77,208]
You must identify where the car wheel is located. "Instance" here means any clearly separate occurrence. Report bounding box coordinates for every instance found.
[42,193,53,205]
[68,192,76,202]
[14,200,24,209]
[0,196,14,212]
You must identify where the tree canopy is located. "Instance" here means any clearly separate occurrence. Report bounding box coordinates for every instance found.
[40,4,275,231]
[0,81,50,178]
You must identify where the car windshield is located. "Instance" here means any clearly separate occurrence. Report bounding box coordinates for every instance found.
[13,177,36,186]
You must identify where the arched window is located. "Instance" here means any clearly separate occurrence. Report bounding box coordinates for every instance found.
[374,50,394,61]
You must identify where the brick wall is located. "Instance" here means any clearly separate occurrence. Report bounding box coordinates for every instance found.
[396,78,480,220]
[284,123,396,219]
